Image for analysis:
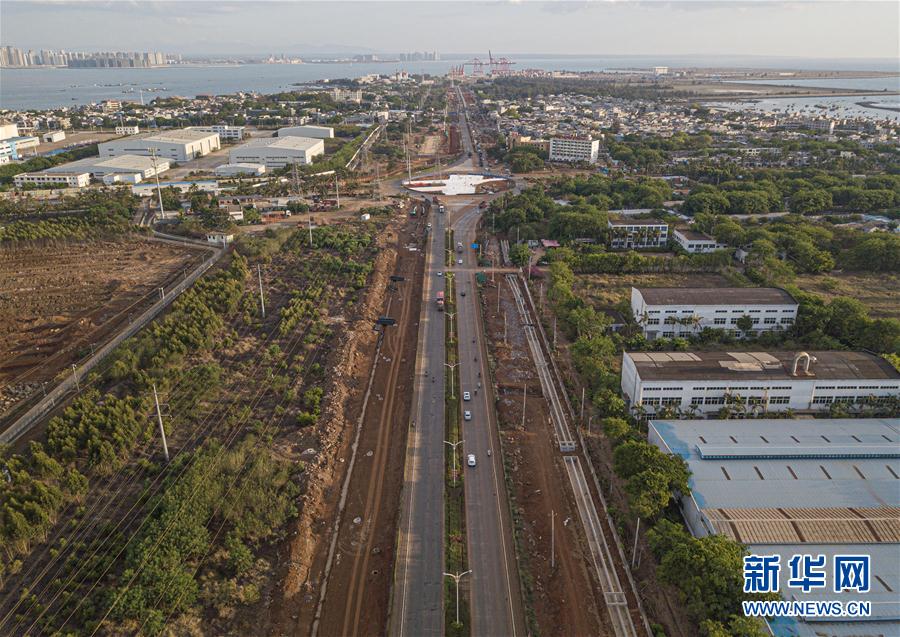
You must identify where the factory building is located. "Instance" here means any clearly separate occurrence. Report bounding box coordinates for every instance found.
[548,136,599,163]
[607,217,669,249]
[671,228,727,254]
[0,136,40,160]
[648,417,900,637]
[42,131,66,143]
[229,136,324,168]
[215,163,266,177]
[277,125,334,139]
[44,154,170,181]
[98,129,221,162]
[631,287,798,340]
[621,350,900,416]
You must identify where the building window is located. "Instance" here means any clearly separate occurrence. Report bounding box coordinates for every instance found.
[646,318,660,325]
[764,318,776,324]
[769,396,790,405]
[661,397,681,406]
[714,318,726,325]
[663,332,675,338]
[691,397,704,405]
[781,317,794,324]
[705,396,725,405]
[812,396,833,404]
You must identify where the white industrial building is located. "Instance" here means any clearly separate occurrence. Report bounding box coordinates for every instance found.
[215,163,266,177]
[42,130,66,143]
[115,125,140,136]
[99,129,221,162]
[631,287,798,339]
[621,350,900,416]
[608,217,669,249]
[671,228,727,253]
[45,154,170,181]
[229,136,324,168]
[0,122,20,140]
[0,135,40,160]
[277,125,334,139]
[14,171,90,188]
[189,124,245,141]
[549,136,599,163]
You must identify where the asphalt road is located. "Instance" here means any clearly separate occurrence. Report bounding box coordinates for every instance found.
[452,203,524,637]
[391,205,447,637]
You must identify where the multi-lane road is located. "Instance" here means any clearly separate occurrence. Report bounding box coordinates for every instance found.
[391,204,448,637]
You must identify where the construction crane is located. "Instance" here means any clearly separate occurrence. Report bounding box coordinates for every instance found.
[461,57,487,76]
[488,50,516,76]
[455,53,516,77]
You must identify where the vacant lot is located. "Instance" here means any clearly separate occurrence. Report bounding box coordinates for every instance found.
[0,238,205,416]
[795,272,899,319]
[575,272,733,307]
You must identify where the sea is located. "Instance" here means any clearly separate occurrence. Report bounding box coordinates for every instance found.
[1,55,898,116]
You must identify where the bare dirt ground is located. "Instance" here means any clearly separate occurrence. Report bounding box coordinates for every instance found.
[418,134,441,156]
[794,271,900,318]
[481,275,604,637]
[264,213,426,637]
[0,237,206,419]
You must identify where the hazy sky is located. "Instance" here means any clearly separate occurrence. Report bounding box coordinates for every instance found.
[2,1,899,59]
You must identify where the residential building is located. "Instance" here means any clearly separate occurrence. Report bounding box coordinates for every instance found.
[99,129,221,162]
[331,88,363,104]
[607,217,669,249]
[229,136,325,168]
[44,154,170,181]
[189,124,245,141]
[548,136,599,163]
[648,417,900,637]
[671,227,727,253]
[621,350,900,416]
[631,287,798,339]
[215,163,266,177]
[115,125,140,136]
[13,171,91,188]
[277,125,334,139]
[206,232,234,246]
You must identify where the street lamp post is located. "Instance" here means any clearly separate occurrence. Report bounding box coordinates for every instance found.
[444,570,472,626]
[444,439,465,485]
[444,362,459,398]
[446,311,456,339]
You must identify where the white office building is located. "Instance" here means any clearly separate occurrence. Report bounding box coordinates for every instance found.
[14,171,91,188]
[189,125,245,141]
[115,125,140,136]
[229,136,324,168]
[277,125,334,139]
[671,228,727,254]
[549,136,599,163]
[631,287,798,339]
[608,217,669,249]
[621,350,900,416]
[99,129,221,162]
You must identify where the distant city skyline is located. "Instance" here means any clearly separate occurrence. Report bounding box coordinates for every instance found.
[2,1,898,60]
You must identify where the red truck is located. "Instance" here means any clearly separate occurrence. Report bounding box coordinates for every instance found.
[436,291,444,311]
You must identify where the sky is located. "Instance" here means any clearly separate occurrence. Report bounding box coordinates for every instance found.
[2,1,899,60]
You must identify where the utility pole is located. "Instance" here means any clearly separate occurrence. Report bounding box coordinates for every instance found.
[553,318,558,352]
[632,518,641,568]
[444,362,459,398]
[257,264,266,318]
[159,287,165,301]
[521,383,527,428]
[446,312,456,339]
[153,384,170,463]
[551,509,556,569]
[444,439,464,485]
[580,387,586,423]
[539,282,544,313]
[503,312,507,345]
[335,174,340,207]
[444,570,472,627]
[149,147,164,220]
[71,364,80,392]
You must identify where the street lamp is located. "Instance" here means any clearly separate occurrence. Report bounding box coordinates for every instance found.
[444,439,465,485]
[444,570,472,627]
[444,361,459,398]
[446,311,456,339]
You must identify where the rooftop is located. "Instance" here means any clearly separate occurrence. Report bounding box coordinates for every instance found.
[673,227,717,241]
[236,136,324,151]
[608,216,668,226]
[635,287,796,306]
[121,129,220,143]
[626,350,900,382]
[46,154,167,173]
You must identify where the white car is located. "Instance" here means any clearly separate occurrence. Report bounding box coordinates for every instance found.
[467,453,476,467]
[464,410,472,421]
[437,271,443,277]
[457,259,463,265]
[463,391,471,401]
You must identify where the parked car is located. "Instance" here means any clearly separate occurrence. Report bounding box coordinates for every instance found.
[437,271,443,277]
[467,453,476,467]
[464,410,472,421]
[463,391,471,401]
[457,259,463,265]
